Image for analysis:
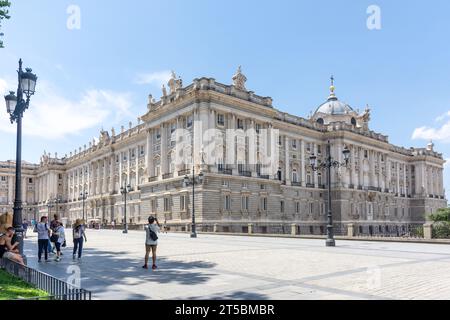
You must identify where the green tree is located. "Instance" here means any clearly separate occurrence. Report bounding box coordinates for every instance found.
[429,208,450,239]
[0,0,11,48]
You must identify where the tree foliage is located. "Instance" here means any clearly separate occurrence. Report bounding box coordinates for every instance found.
[0,0,11,48]
[429,208,450,239]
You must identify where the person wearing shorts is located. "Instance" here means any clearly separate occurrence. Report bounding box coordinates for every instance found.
[143,216,160,270]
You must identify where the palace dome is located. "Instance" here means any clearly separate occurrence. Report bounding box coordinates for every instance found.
[315,96,354,115]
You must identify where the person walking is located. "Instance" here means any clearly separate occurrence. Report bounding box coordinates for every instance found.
[53,222,66,262]
[49,214,60,254]
[72,219,87,261]
[35,216,51,263]
[143,216,160,270]
[22,220,29,239]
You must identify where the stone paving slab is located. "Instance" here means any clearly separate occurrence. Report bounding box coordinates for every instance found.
[22,230,450,300]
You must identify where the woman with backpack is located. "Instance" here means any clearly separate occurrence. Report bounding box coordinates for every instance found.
[143,216,160,270]
[72,219,87,261]
[54,222,66,262]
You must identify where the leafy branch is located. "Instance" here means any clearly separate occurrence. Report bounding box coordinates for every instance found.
[0,0,11,48]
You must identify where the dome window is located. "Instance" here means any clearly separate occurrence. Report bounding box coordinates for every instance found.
[351,117,357,126]
[316,118,324,125]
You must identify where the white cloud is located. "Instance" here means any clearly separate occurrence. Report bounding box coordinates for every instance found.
[412,114,450,143]
[134,70,172,87]
[0,77,134,140]
[435,111,450,122]
[445,159,450,168]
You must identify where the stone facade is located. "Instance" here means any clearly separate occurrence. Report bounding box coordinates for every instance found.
[0,70,447,235]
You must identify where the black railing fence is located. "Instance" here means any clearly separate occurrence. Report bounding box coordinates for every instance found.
[0,258,92,300]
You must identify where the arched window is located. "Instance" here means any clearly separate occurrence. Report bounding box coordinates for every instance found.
[316,118,324,125]
[351,117,357,126]
[292,169,298,183]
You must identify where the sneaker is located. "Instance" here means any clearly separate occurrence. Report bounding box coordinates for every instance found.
[38,259,41,263]
[152,265,157,270]
[72,255,76,260]
[55,257,61,262]
[142,265,148,269]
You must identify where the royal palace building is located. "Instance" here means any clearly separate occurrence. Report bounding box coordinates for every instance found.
[0,68,447,235]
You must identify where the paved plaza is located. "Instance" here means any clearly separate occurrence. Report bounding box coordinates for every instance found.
[22,230,450,300]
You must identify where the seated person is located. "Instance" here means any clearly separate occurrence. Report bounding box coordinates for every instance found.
[0,227,25,265]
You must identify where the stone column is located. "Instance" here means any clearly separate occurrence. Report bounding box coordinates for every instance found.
[386,157,391,192]
[109,155,115,193]
[103,158,108,194]
[161,123,168,176]
[22,177,27,204]
[127,149,131,184]
[146,129,154,178]
[300,140,305,186]
[403,163,407,197]
[135,149,139,187]
[396,162,400,195]
[8,175,13,204]
[359,148,364,187]
[285,136,291,186]
[119,155,123,189]
[313,142,320,187]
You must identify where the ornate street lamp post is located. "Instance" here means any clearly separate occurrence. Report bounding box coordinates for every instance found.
[183,170,204,238]
[4,59,38,260]
[120,183,132,234]
[310,140,350,247]
[79,190,88,221]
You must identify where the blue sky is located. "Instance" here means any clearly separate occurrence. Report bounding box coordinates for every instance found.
[0,0,449,200]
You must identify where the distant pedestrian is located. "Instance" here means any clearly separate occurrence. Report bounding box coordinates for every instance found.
[35,216,50,263]
[143,216,160,270]
[22,220,29,239]
[72,219,87,260]
[54,222,66,262]
[111,220,115,230]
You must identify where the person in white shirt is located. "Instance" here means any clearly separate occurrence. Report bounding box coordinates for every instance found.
[35,216,50,262]
[143,216,160,270]
[54,222,65,262]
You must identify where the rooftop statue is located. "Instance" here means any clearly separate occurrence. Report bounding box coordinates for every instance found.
[232,66,247,91]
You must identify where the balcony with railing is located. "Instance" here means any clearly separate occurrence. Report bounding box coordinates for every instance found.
[163,173,174,180]
[178,169,191,176]
[148,176,158,183]
[239,171,252,177]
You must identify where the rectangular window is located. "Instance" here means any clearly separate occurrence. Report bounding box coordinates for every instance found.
[164,197,171,212]
[180,195,186,211]
[241,196,249,210]
[317,145,322,155]
[224,195,231,211]
[255,123,261,134]
[237,119,244,130]
[1,176,6,182]
[217,114,225,126]
[292,140,297,149]
[187,116,193,128]
[280,201,285,213]
[309,203,313,214]
[279,135,283,146]
[261,197,267,211]
[306,143,311,153]
[28,178,33,184]
[140,146,145,156]
[296,202,300,214]
[151,199,156,212]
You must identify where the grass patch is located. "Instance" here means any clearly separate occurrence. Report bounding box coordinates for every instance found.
[0,269,49,300]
